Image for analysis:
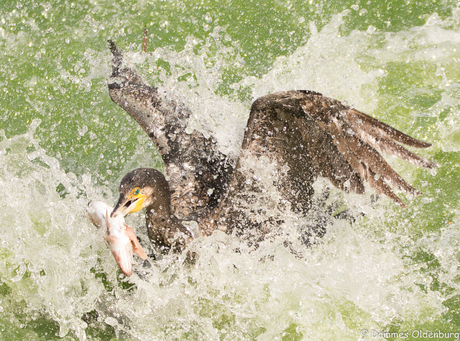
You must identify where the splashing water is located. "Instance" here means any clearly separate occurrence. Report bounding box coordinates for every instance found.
[0,2,459,340]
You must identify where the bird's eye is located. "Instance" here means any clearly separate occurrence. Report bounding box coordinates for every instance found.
[134,188,140,196]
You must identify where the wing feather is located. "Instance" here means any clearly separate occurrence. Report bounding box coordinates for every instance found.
[343,109,433,148]
[226,90,436,215]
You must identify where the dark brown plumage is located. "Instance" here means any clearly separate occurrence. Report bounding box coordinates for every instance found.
[108,41,436,253]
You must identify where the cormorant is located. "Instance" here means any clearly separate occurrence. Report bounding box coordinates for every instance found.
[107,41,436,253]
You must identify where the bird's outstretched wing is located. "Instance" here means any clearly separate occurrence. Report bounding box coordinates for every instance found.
[218,90,436,230]
[108,41,235,222]
[107,42,436,238]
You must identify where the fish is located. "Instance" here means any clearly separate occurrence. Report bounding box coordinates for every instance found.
[87,200,147,276]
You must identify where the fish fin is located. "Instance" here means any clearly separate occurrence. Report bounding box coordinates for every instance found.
[125,225,148,260]
[105,235,133,276]
[112,248,133,276]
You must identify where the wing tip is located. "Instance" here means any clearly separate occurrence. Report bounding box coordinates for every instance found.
[108,40,120,56]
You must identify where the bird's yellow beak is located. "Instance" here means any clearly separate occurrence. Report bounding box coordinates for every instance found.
[111,187,145,217]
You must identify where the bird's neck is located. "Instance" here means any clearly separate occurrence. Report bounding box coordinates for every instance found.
[145,203,192,253]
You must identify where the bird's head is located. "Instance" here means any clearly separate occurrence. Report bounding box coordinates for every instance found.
[111,168,170,218]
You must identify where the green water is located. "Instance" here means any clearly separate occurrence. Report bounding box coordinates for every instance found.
[1,0,460,340]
